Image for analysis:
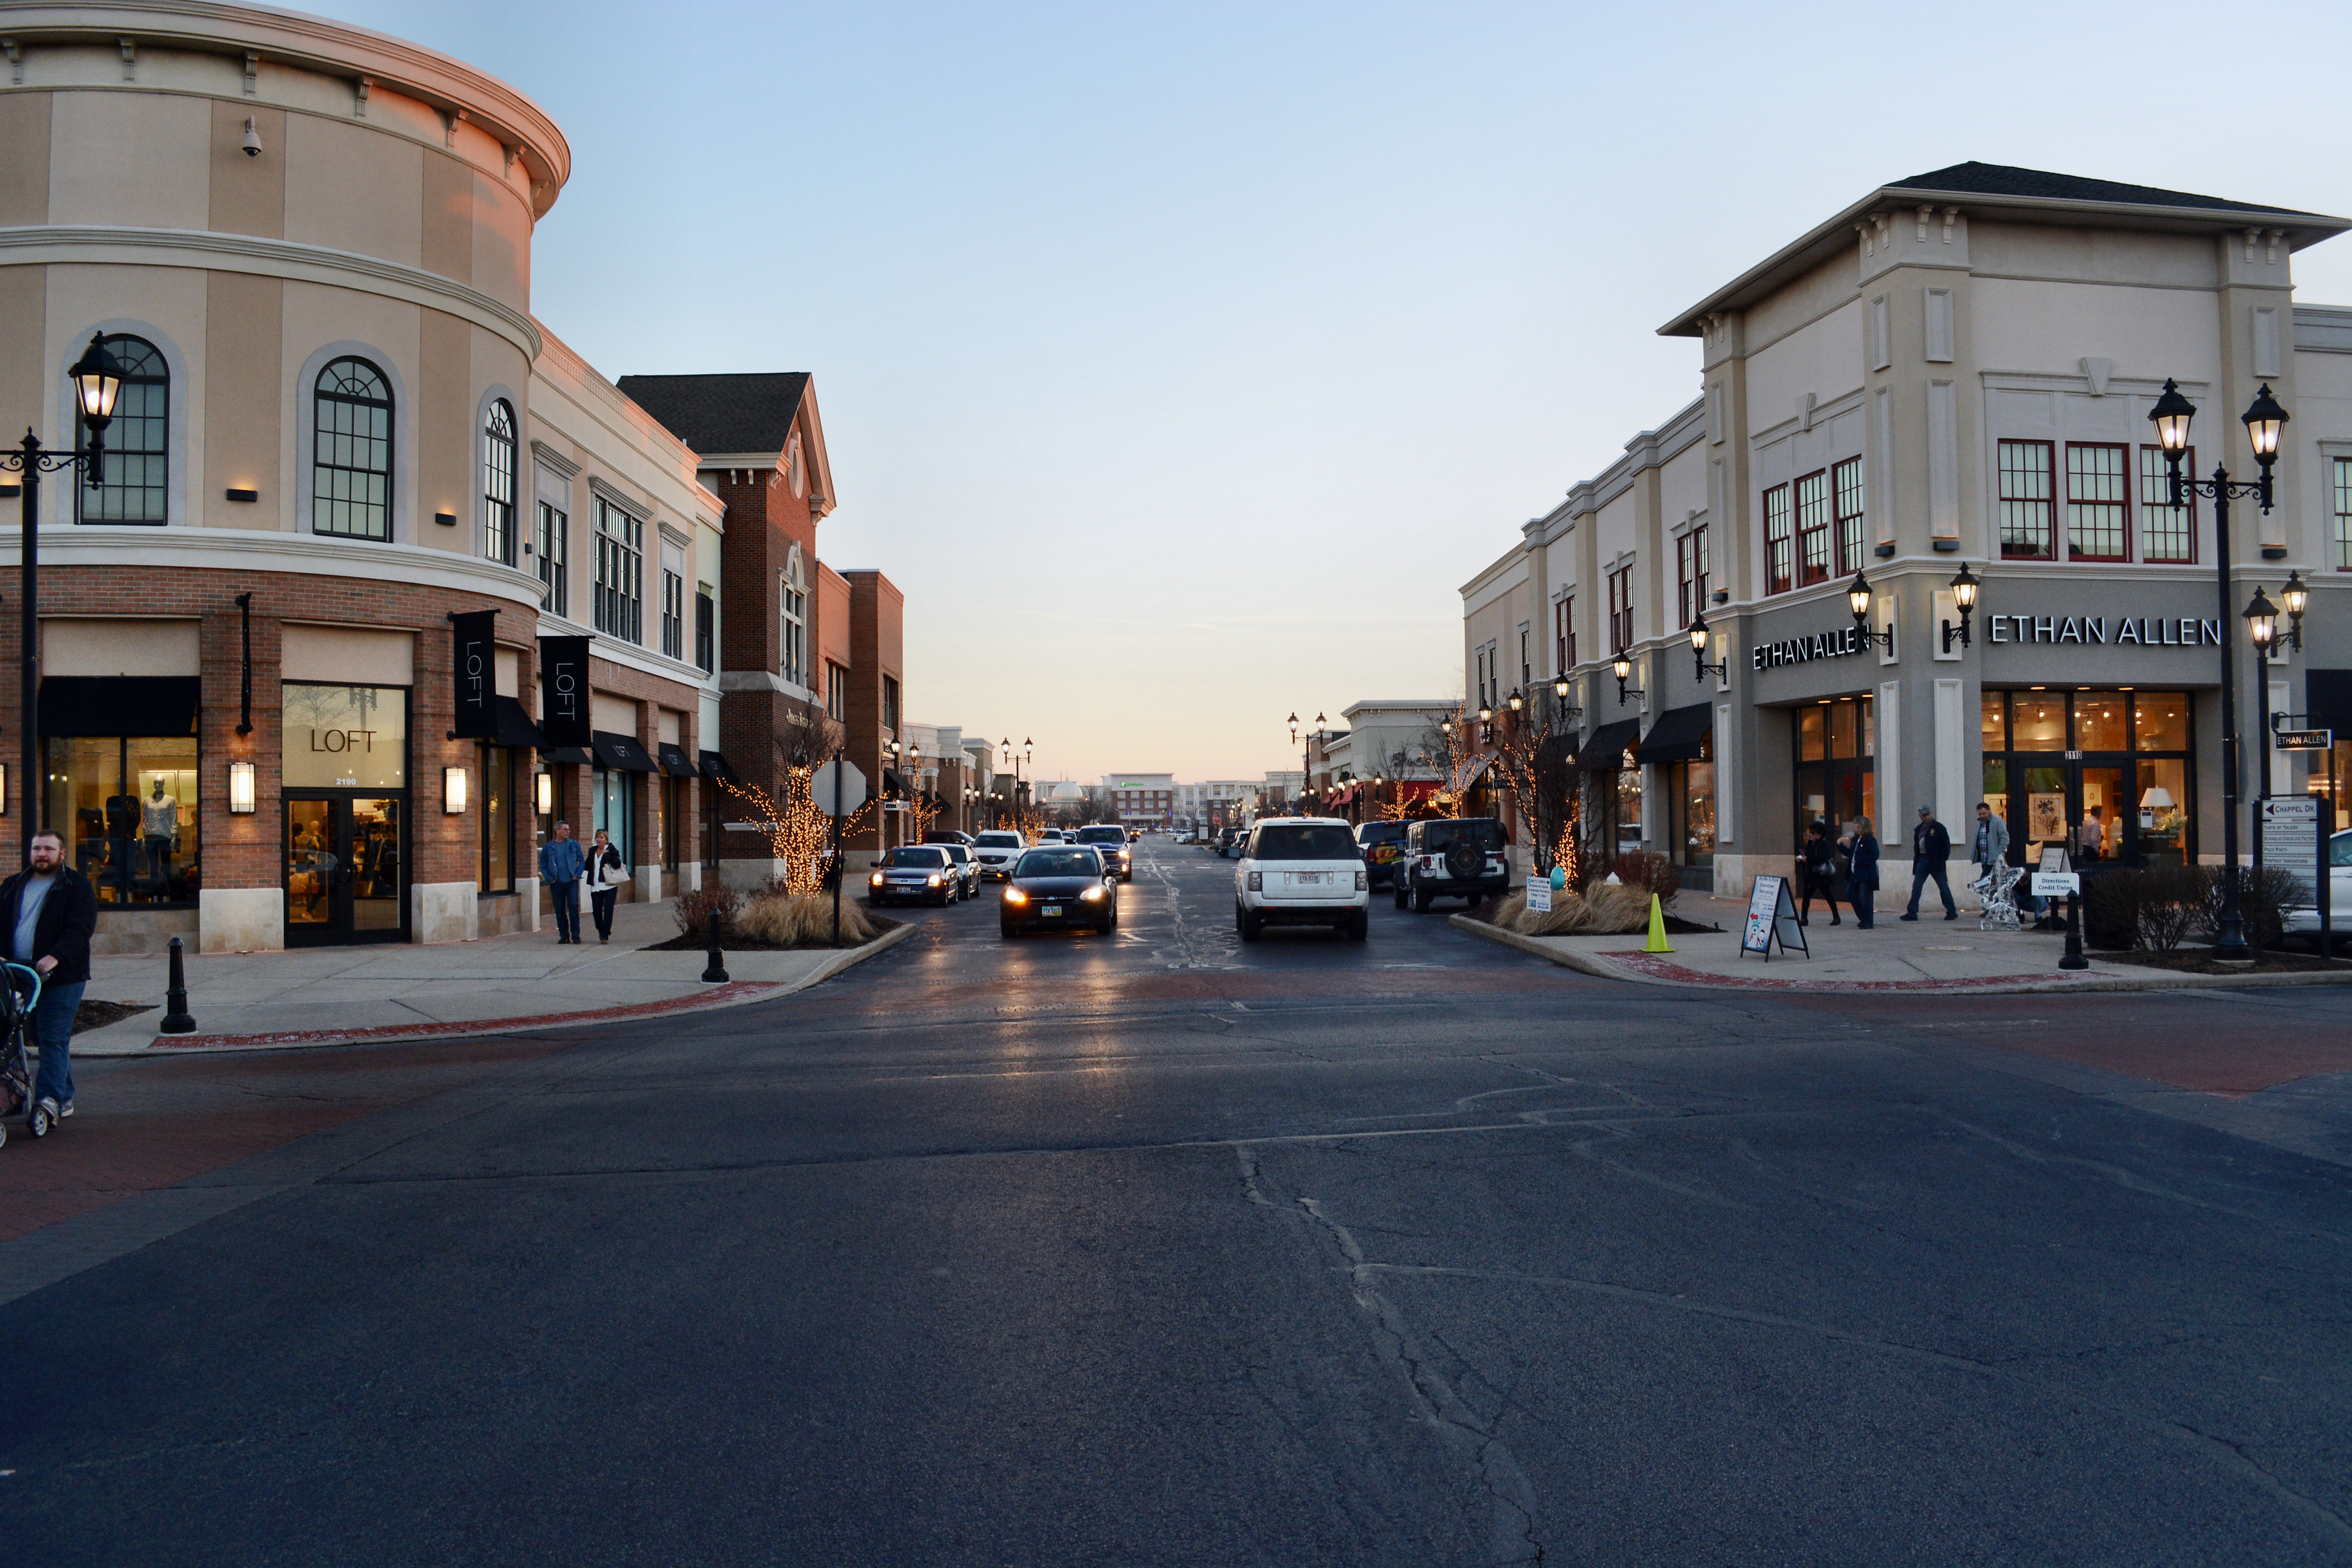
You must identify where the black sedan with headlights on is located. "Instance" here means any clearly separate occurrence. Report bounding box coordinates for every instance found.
[867,845,961,906]
[999,846,1118,936]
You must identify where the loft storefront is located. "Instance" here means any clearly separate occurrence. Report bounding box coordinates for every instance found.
[282,682,410,946]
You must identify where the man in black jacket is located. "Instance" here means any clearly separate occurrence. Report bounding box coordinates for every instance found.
[1900,804,1957,922]
[3,830,100,1123]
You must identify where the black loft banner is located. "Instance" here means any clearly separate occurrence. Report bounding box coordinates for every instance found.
[538,635,593,747]
[450,610,498,739]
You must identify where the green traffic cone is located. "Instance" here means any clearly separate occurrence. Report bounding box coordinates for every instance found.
[1643,893,1672,954]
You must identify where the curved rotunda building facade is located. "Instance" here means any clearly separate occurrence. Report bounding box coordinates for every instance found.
[0,1,751,952]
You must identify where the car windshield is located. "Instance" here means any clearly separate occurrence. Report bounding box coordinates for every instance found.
[882,848,948,868]
[976,833,1022,848]
[1253,825,1358,861]
[1015,849,1100,877]
[1076,828,1123,843]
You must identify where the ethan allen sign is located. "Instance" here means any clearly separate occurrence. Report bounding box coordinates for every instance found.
[1751,626,1864,670]
[1988,614,2221,647]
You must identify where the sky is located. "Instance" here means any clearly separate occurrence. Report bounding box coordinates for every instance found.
[326,0,2352,785]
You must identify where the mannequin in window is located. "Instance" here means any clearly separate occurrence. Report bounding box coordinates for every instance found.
[142,777,180,898]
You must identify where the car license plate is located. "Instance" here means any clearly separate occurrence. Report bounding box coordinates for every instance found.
[1293,873,1323,886]
[1040,905,1062,917]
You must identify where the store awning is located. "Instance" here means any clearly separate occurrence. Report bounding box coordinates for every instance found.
[541,745,593,766]
[1392,779,1438,801]
[1575,719,1642,771]
[656,742,697,777]
[699,750,736,781]
[589,730,657,773]
[1449,754,1494,793]
[1634,703,1714,764]
[1329,783,1359,807]
[882,768,907,796]
[488,695,543,749]
[38,676,199,737]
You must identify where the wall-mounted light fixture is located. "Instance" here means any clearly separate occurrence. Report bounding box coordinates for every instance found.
[227,760,257,814]
[444,765,469,813]
[1942,562,1980,652]
[0,761,9,815]
[535,769,553,815]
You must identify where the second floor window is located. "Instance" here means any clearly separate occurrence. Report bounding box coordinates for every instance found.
[2334,457,2352,571]
[1519,625,1531,690]
[314,357,394,541]
[1795,470,1831,585]
[825,661,849,722]
[1764,483,1793,594]
[1999,439,2056,559]
[537,502,568,616]
[76,334,168,525]
[1554,595,1575,671]
[1607,566,1634,655]
[1677,527,1709,628]
[781,572,807,687]
[2066,442,2129,561]
[484,401,516,565]
[1832,456,1864,575]
[592,497,644,642]
[661,563,685,660]
[695,586,715,673]
[882,675,901,735]
[2141,446,2196,564]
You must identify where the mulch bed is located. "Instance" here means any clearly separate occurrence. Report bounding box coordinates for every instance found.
[75,999,157,1035]
[2089,947,2352,977]
[639,916,902,954]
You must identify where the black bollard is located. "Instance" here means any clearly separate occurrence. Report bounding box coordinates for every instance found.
[701,940,729,984]
[160,935,197,1032]
[2059,891,2088,971]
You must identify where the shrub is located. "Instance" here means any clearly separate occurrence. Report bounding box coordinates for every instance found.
[735,892,877,947]
[2136,864,2215,953]
[672,881,742,941]
[2080,867,2143,950]
[2201,864,2298,956]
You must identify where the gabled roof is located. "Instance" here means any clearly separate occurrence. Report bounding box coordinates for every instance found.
[616,372,810,458]
[1659,163,2348,337]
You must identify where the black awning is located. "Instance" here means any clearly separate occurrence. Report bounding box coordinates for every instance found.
[488,695,543,749]
[699,750,736,781]
[1635,702,1714,764]
[1575,718,1642,771]
[656,742,696,777]
[39,676,200,738]
[882,768,907,796]
[590,730,658,773]
[541,745,593,766]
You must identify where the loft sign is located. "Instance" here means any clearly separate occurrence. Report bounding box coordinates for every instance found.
[1988,614,2221,647]
[1751,626,1863,670]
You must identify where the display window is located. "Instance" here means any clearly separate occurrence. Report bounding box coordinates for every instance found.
[481,744,514,894]
[1670,759,1715,867]
[47,736,200,906]
[1980,689,2194,867]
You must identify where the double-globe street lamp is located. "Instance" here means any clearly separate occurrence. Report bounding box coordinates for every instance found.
[4,334,127,856]
[2145,376,2292,962]
[1288,710,1324,814]
[2243,573,2312,874]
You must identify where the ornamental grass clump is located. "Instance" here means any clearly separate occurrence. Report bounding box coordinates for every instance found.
[1490,884,1653,936]
[735,892,877,947]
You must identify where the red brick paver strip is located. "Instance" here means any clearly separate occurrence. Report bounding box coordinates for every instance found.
[143,979,797,1052]
[1601,951,2085,992]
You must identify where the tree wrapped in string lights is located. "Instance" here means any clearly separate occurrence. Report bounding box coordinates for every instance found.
[718,769,872,894]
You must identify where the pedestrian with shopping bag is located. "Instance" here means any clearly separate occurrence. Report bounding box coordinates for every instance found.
[1901,804,1957,921]
[1798,818,1842,926]
[586,828,626,944]
[539,821,586,944]
[1,829,99,1128]
[1845,816,1881,929]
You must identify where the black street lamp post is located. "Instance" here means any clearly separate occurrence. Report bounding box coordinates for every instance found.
[3,333,126,858]
[2146,377,2291,963]
[2246,586,2280,876]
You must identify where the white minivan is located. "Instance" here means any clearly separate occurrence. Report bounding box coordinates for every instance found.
[1236,817,1369,942]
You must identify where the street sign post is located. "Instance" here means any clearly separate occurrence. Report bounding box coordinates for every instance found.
[812,760,868,817]
[2261,795,2328,959]
[2274,728,2334,751]
[1526,875,1552,915]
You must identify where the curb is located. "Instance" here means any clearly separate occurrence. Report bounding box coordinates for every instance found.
[79,920,920,1058]
[1446,913,2352,995]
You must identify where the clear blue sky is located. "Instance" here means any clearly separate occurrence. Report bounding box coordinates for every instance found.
[330,0,2352,784]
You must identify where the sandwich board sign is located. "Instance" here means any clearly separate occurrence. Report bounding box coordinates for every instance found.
[1526,875,1552,915]
[1740,873,1808,960]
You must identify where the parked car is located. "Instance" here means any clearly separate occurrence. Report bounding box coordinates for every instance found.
[2281,827,2352,942]
[1074,824,1133,880]
[867,845,959,906]
[1394,817,1511,911]
[1355,820,1410,888]
[1217,828,1241,858]
[1236,817,1368,942]
[1000,845,1117,936]
[972,829,1026,881]
[938,842,981,899]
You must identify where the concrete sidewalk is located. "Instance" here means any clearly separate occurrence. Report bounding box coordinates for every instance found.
[1452,893,2352,995]
[71,898,913,1055]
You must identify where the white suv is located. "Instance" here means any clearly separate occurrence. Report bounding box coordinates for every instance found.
[1236,817,1369,942]
[972,829,1026,881]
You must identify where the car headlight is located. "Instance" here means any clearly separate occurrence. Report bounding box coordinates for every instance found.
[1080,884,1107,902]
[927,874,943,886]
[869,872,884,886]
[1004,888,1028,904]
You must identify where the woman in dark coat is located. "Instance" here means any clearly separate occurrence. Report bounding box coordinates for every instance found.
[1798,819,1842,926]
[1845,816,1881,929]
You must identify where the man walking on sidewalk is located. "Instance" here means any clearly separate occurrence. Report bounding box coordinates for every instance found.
[539,821,586,944]
[1,829,99,1126]
[1901,804,1956,921]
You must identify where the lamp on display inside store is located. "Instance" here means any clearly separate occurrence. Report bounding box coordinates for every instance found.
[443,766,468,814]
[227,760,257,814]
[1943,562,1980,652]
[2138,784,2176,831]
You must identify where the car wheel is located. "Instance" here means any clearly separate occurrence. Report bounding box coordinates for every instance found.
[1347,909,1369,942]
[1236,902,1262,943]
[1412,881,1433,913]
[1392,877,1409,909]
[1000,920,1018,938]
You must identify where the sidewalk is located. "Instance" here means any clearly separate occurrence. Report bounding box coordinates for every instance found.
[1452,893,2351,995]
[70,899,914,1056]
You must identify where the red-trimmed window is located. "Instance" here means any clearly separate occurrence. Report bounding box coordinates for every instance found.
[2065,442,2129,561]
[1795,470,1830,585]
[1607,566,1634,655]
[1554,595,1575,671]
[1763,483,1792,594]
[2139,446,2196,564]
[1676,526,1709,628]
[1998,439,2055,559]
[1831,456,1864,575]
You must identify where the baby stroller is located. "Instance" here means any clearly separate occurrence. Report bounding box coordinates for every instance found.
[0,961,46,1147]
[1972,860,2023,933]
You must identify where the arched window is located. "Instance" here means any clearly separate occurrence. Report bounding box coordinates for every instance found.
[314,357,394,540]
[483,399,516,564]
[76,334,168,524]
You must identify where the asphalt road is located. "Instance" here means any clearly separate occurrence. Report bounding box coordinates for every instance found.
[5,838,2352,1566]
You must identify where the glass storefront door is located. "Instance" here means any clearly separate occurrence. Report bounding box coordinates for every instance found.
[1792,695,1875,849]
[1982,690,2194,867]
[285,794,407,945]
